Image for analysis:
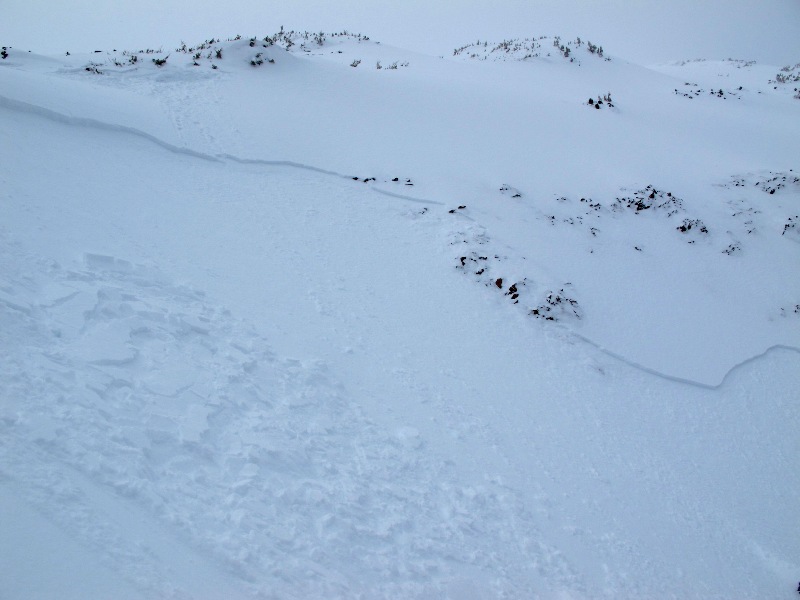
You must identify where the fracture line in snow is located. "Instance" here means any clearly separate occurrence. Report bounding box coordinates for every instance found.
[217,154,444,205]
[0,94,221,164]
[215,153,349,177]
[3,92,795,388]
[0,94,442,207]
[365,187,444,206]
[572,331,800,390]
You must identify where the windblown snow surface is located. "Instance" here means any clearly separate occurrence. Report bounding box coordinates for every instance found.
[1,33,799,598]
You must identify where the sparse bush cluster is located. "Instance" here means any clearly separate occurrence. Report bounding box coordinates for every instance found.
[351,175,413,186]
[780,304,800,317]
[78,45,175,74]
[723,172,799,243]
[176,38,220,54]
[87,28,373,74]
[452,35,609,64]
[585,41,603,57]
[724,58,756,68]
[376,60,409,70]
[722,242,741,255]
[525,185,726,252]
[673,83,742,100]
[499,184,522,198]
[676,218,708,234]
[587,93,614,109]
[443,167,797,327]
[772,62,800,84]
[174,37,227,68]
[611,185,683,216]
[455,248,570,320]
[750,171,800,194]
[669,59,800,100]
[531,289,582,321]
[672,58,707,67]
[553,37,571,59]
[80,47,172,73]
[250,27,368,52]
[447,204,582,322]
[249,52,274,67]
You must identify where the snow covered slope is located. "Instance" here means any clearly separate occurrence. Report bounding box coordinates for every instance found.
[1,32,799,598]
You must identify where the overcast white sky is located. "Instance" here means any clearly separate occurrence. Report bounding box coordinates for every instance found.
[2,0,799,65]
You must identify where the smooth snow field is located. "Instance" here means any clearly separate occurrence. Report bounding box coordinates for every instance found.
[1,33,799,599]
